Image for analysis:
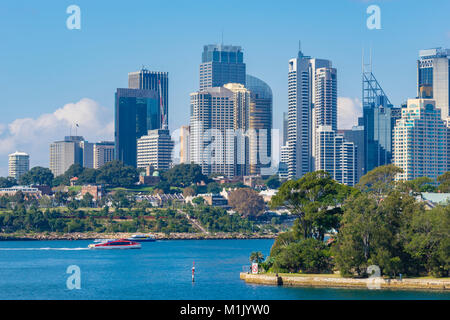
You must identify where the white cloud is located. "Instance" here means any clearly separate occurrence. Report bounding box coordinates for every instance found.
[338,97,362,130]
[0,98,113,176]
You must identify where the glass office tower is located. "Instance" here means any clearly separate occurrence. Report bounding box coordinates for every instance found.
[417,48,450,119]
[128,69,169,127]
[200,44,246,91]
[114,88,160,167]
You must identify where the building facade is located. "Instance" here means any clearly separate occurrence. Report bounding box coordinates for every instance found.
[128,68,169,126]
[114,88,160,167]
[200,44,246,91]
[8,151,29,180]
[137,129,174,171]
[49,136,90,177]
[393,99,448,182]
[180,125,191,164]
[93,141,115,169]
[417,48,450,119]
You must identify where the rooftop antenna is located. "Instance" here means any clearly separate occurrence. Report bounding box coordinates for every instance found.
[221,29,224,46]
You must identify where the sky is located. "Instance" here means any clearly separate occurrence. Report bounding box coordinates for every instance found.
[0,0,449,176]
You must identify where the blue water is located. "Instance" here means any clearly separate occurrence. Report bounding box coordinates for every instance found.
[0,239,448,300]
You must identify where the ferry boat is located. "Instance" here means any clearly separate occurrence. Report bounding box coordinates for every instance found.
[126,234,156,242]
[88,239,141,249]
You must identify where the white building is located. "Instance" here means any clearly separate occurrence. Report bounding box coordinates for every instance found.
[393,98,448,182]
[8,151,29,180]
[287,49,332,179]
[49,136,93,177]
[137,129,174,171]
[93,142,115,169]
[179,125,190,164]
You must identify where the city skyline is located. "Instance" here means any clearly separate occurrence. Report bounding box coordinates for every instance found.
[0,0,449,176]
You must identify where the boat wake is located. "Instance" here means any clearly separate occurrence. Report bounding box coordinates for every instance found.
[0,247,90,251]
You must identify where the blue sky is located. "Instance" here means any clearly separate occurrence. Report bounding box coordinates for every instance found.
[0,0,449,175]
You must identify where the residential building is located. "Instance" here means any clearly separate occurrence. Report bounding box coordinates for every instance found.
[180,125,190,164]
[93,141,115,169]
[137,129,174,171]
[8,151,29,180]
[49,136,91,177]
[393,98,448,182]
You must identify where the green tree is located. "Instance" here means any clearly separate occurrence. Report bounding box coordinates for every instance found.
[405,205,449,277]
[437,172,450,193]
[270,171,352,240]
[356,164,403,199]
[249,251,264,264]
[161,164,207,187]
[111,189,133,209]
[183,186,196,197]
[399,176,436,195]
[80,192,94,208]
[95,160,138,187]
[19,167,54,186]
[0,177,17,188]
[265,175,281,189]
[207,182,222,194]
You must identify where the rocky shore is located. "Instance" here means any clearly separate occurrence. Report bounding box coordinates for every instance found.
[0,232,277,241]
[240,273,450,291]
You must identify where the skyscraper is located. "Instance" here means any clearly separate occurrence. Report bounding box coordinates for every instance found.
[200,44,246,91]
[287,48,332,179]
[93,142,115,169]
[417,48,450,119]
[8,151,29,180]
[128,68,169,127]
[114,88,160,167]
[361,70,400,174]
[49,136,89,177]
[340,125,364,182]
[137,129,174,171]
[393,98,447,182]
[282,112,288,146]
[246,75,273,175]
[315,126,358,186]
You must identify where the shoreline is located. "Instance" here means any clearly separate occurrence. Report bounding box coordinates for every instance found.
[240,273,450,291]
[0,232,277,241]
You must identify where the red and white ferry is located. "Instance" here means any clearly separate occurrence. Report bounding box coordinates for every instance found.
[88,239,141,249]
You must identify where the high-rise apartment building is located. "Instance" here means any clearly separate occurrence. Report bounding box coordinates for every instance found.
[340,125,364,182]
[114,88,160,168]
[137,129,174,171]
[200,45,246,91]
[417,48,450,119]
[315,126,358,186]
[287,48,332,179]
[93,142,115,169]
[393,98,448,182]
[128,68,169,126]
[8,151,29,180]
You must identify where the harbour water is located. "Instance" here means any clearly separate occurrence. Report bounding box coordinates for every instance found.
[0,239,448,300]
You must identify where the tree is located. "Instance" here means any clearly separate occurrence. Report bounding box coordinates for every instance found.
[437,172,450,193]
[265,175,281,189]
[111,189,132,209]
[161,164,207,187]
[272,239,332,274]
[405,205,449,277]
[0,177,17,188]
[192,196,205,206]
[95,160,138,187]
[80,192,94,208]
[356,164,403,198]
[270,171,353,240]
[249,251,264,264]
[206,182,221,194]
[228,188,265,218]
[19,167,54,186]
[54,191,68,206]
[399,176,436,195]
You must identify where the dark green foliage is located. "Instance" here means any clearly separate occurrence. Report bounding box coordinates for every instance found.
[19,167,54,186]
[161,164,207,187]
[0,177,17,188]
